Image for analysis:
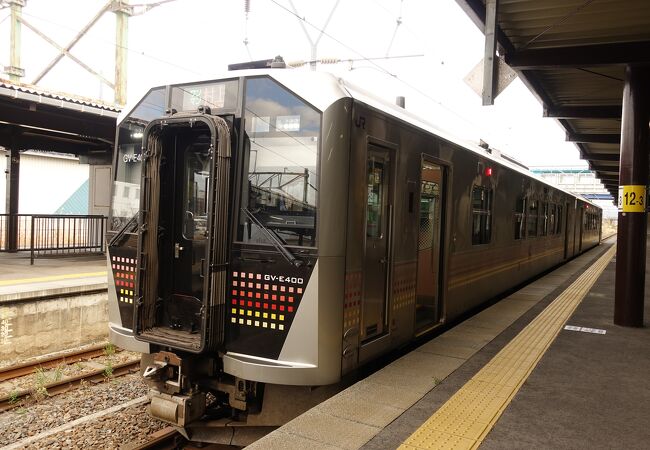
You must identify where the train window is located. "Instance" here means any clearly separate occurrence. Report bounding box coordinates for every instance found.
[514,197,526,240]
[541,202,549,236]
[110,88,166,231]
[238,77,320,248]
[549,204,556,235]
[556,205,563,234]
[471,185,492,245]
[182,143,211,240]
[527,200,538,237]
[367,158,386,238]
[171,80,239,113]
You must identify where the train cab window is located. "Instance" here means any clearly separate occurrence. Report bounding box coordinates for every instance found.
[239,77,320,248]
[514,197,525,240]
[471,185,492,245]
[109,88,166,232]
[527,200,538,237]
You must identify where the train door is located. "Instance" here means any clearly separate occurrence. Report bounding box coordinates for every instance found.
[170,133,211,320]
[415,159,445,333]
[135,115,231,353]
[361,145,393,341]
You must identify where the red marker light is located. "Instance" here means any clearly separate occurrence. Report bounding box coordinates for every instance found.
[485,167,493,177]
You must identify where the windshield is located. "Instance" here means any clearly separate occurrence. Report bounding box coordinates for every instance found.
[109,88,166,231]
[238,77,320,248]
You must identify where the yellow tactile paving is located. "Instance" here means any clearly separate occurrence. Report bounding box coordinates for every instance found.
[400,245,616,450]
[0,271,107,286]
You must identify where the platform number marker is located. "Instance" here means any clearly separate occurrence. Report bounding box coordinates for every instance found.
[617,185,646,213]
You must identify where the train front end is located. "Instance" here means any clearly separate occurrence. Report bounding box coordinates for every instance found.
[106,72,350,428]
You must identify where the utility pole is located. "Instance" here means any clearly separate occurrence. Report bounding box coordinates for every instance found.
[5,0,25,82]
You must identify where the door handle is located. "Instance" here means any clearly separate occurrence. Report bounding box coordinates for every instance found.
[174,243,184,259]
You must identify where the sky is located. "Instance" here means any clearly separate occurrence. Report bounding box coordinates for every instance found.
[0,0,590,170]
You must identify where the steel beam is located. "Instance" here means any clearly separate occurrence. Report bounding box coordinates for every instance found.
[567,133,621,144]
[591,165,619,173]
[543,105,621,120]
[0,101,116,142]
[615,65,650,327]
[482,0,498,105]
[31,0,113,85]
[20,18,115,88]
[506,41,650,69]
[587,153,620,162]
[114,1,129,106]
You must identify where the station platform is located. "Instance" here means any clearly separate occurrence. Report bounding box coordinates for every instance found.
[250,234,650,449]
[0,252,107,302]
[0,252,109,365]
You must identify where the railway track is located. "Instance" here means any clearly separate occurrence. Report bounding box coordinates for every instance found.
[0,344,109,382]
[0,346,140,412]
[123,427,185,450]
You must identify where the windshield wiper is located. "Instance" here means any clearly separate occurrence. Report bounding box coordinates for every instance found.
[108,212,139,247]
[241,208,303,268]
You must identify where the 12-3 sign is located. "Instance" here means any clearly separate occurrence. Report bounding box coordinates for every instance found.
[618,185,646,213]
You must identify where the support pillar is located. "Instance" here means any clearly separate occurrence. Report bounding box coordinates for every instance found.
[114,1,130,106]
[5,0,25,82]
[5,146,20,252]
[482,0,498,106]
[614,65,650,327]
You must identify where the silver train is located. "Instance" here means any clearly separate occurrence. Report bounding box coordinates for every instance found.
[107,69,602,430]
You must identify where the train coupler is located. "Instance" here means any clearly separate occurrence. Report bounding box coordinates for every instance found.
[149,389,206,427]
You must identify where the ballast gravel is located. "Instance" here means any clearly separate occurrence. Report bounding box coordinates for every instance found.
[0,374,166,448]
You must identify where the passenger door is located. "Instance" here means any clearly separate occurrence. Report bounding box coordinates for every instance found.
[362,146,393,341]
[170,134,212,330]
[415,160,445,333]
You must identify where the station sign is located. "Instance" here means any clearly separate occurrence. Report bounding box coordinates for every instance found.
[617,185,646,212]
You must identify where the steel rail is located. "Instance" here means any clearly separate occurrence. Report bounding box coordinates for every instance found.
[122,426,185,450]
[0,359,140,412]
[0,344,110,382]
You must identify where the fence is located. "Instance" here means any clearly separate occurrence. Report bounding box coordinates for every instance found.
[0,214,106,264]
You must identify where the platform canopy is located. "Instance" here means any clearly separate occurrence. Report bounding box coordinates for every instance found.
[456,0,650,199]
[0,79,119,157]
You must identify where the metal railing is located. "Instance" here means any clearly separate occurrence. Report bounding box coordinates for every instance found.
[0,214,32,251]
[0,214,107,264]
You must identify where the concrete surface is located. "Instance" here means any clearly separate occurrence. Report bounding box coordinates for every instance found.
[0,252,109,364]
[248,242,610,450]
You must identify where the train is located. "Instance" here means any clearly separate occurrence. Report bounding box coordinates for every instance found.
[106,67,602,434]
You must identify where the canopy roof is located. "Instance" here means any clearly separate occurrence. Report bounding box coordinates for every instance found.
[456,0,650,198]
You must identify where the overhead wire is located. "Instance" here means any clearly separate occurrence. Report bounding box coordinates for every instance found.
[267,0,488,136]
